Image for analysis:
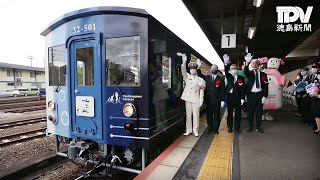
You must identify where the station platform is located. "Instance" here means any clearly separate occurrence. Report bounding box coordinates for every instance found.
[134,104,320,180]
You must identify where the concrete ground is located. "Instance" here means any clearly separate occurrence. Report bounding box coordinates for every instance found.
[238,104,320,179]
[166,105,320,180]
[173,129,215,180]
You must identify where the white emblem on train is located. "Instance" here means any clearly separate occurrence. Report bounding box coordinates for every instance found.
[61,111,70,126]
[107,92,122,104]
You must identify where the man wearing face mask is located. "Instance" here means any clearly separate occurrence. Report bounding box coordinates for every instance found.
[310,63,320,80]
[294,67,309,118]
[243,53,268,133]
[197,59,225,134]
[309,62,320,132]
[297,67,311,124]
[223,54,245,134]
[293,74,304,117]
[180,54,205,137]
[304,62,320,128]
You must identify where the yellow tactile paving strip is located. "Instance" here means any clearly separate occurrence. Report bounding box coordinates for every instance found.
[198,112,234,180]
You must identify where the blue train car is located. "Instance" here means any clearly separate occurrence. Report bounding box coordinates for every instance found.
[41,6,211,175]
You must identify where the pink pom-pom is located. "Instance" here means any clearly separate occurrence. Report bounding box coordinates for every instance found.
[259,57,269,64]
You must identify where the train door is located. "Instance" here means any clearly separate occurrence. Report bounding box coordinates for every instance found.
[70,38,102,140]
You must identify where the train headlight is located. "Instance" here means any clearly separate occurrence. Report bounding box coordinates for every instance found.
[123,103,136,117]
[48,115,58,124]
[48,100,56,111]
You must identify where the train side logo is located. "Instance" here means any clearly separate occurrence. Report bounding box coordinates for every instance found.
[107,92,121,104]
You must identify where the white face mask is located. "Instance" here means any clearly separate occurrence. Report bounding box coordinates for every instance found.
[301,71,308,76]
[311,68,318,74]
[230,69,237,75]
[190,69,197,75]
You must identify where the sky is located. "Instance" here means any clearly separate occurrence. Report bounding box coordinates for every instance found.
[0,0,223,68]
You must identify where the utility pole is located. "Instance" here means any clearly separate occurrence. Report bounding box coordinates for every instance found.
[28,56,34,67]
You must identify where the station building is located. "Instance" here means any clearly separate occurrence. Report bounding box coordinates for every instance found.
[0,62,45,91]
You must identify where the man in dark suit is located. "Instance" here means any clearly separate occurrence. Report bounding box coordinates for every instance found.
[243,53,268,133]
[197,60,225,134]
[305,62,320,129]
[296,67,310,120]
[299,67,313,126]
[223,54,245,134]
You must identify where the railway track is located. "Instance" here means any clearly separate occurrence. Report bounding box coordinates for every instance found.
[0,116,46,129]
[0,101,46,110]
[0,127,47,147]
[0,96,46,105]
[0,97,46,113]
[2,105,46,113]
[0,150,68,180]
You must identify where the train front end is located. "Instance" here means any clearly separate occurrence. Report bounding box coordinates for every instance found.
[42,7,151,174]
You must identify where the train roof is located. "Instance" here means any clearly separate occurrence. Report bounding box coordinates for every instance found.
[40,6,212,66]
[40,6,148,36]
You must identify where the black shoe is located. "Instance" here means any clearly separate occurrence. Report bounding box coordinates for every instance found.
[313,131,320,134]
[228,129,233,133]
[235,130,242,134]
[214,130,219,134]
[246,128,253,132]
[256,128,264,133]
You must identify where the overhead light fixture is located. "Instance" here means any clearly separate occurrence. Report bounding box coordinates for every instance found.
[176,52,183,56]
[253,0,264,7]
[247,27,256,39]
[245,46,249,53]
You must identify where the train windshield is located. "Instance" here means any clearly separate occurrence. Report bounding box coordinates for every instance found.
[106,36,140,86]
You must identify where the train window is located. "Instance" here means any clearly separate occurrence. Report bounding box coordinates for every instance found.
[48,45,66,86]
[76,48,94,86]
[106,36,140,86]
[162,55,171,88]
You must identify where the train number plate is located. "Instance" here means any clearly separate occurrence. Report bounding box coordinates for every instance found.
[76,96,95,117]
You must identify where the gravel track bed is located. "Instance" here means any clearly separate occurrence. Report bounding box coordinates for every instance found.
[0,122,46,137]
[0,136,55,170]
[0,110,46,122]
[39,161,82,180]
[20,109,46,116]
[0,96,43,103]
[3,105,46,113]
[0,101,45,110]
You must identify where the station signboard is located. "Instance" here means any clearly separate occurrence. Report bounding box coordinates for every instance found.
[221,34,236,48]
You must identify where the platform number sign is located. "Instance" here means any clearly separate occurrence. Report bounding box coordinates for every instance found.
[221,34,236,48]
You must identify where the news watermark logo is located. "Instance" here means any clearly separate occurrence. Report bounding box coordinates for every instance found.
[276,6,313,32]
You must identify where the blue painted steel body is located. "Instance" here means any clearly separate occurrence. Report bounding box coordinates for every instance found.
[42,6,210,149]
[46,86,72,138]
[70,38,103,140]
[43,7,150,148]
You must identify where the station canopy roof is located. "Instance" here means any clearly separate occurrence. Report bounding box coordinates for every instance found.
[182,0,320,73]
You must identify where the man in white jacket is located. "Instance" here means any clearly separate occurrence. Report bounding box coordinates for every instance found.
[180,54,205,137]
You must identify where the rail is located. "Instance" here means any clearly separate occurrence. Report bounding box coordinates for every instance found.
[0,127,47,147]
[0,116,46,129]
